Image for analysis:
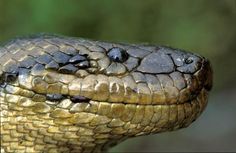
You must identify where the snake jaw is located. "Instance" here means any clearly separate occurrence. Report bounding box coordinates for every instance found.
[0,34,212,153]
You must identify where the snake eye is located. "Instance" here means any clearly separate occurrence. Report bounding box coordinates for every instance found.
[107,47,129,63]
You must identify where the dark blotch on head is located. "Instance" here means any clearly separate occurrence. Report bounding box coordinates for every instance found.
[5,73,18,82]
[107,47,129,63]
[0,72,18,85]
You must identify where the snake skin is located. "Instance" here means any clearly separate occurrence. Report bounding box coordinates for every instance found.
[0,34,213,153]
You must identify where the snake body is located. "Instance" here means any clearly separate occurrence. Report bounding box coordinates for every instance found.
[0,34,212,153]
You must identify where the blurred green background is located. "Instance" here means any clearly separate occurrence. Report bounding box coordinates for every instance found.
[0,0,235,152]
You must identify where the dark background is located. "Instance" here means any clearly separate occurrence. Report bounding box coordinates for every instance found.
[0,0,235,152]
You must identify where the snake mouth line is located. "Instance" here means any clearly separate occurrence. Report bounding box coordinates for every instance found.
[11,88,207,129]
[102,87,207,106]
[83,87,208,107]
[2,81,208,109]
[47,87,208,116]
[26,88,208,135]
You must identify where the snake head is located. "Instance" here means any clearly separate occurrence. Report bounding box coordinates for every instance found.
[0,35,213,152]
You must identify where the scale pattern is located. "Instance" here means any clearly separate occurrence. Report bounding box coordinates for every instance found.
[0,35,212,153]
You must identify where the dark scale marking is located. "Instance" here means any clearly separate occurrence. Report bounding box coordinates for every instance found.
[1,60,19,85]
[70,95,91,103]
[19,56,36,68]
[5,73,18,82]
[0,73,18,84]
[31,63,45,76]
[46,94,65,101]
[0,74,4,85]
[52,51,71,65]
[76,61,90,68]
[59,64,78,74]
[45,61,59,70]
[36,54,52,65]
[69,55,87,63]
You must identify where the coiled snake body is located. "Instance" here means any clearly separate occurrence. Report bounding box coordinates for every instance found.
[0,34,212,153]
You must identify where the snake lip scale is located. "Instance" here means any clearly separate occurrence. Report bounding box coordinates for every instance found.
[0,34,212,153]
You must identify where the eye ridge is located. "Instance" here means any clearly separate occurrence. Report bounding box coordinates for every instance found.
[107,47,129,63]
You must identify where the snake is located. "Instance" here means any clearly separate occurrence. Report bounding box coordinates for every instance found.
[0,34,213,153]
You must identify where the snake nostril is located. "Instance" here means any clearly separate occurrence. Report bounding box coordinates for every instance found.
[185,57,193,64]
